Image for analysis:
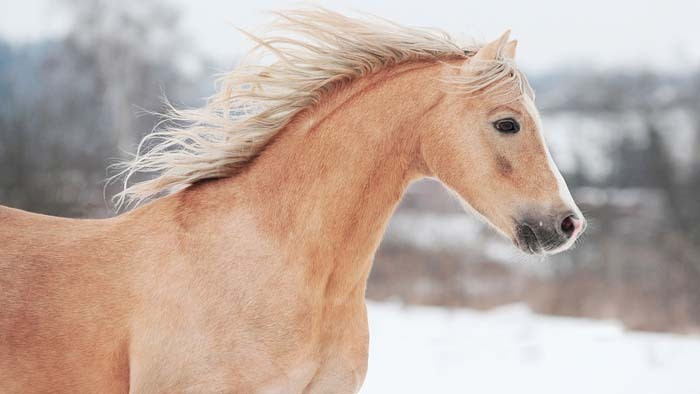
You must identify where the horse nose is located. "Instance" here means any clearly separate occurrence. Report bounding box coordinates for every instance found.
[560,214,585,239]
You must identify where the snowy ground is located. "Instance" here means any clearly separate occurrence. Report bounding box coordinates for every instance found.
[362,302,700,394]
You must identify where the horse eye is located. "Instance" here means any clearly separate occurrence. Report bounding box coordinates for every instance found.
[493,118,520,134]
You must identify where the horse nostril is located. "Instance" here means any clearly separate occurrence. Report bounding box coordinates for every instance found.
[560,215,577,238]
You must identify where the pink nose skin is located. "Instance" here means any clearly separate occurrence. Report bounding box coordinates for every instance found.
[560,215,585,239]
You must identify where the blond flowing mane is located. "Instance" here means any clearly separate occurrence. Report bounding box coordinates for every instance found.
[110,7,529,209]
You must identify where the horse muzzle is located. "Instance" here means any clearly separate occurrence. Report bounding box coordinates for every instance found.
[513,211,586,255]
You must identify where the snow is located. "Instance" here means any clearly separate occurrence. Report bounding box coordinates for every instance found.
[363,301,700,394]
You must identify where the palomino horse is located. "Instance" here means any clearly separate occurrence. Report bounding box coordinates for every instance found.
[0,9,585,393]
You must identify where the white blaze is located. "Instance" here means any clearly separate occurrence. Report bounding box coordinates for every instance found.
[523,95,583,253]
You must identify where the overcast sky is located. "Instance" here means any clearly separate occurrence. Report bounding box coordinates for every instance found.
[1,0,699,73]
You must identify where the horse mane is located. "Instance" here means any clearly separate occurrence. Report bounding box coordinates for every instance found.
[110,7,529,209]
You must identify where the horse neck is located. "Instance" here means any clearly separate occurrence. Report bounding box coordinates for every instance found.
[172,61,446,298]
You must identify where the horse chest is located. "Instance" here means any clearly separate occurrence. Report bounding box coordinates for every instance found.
[129,296,369,393]
[129,335,367,393]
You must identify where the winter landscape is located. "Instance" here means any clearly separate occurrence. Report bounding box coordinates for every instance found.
[2,0,700,392]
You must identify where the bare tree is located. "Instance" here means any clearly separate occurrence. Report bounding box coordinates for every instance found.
[0,0,203,217]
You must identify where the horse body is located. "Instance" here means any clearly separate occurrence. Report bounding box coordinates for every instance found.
[1,9,586,393]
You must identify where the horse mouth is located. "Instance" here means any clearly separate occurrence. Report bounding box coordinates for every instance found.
[514,223,544,255]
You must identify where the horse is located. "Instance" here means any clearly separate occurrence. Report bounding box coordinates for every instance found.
[0,8,586,393]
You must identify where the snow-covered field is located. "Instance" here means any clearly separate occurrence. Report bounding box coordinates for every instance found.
[363,302,700,394]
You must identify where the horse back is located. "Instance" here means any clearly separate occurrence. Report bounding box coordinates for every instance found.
[0,204,131,393]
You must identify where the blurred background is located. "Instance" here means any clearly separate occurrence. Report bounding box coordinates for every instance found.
[1,0,699,392]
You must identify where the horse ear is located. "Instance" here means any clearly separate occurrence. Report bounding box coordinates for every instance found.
[503,40,517,59]
[472,30,511,61]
